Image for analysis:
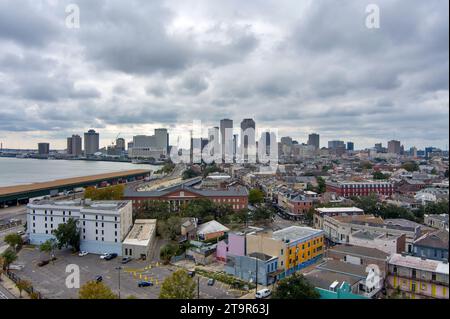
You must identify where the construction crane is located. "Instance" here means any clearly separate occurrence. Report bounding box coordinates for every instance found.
[110,133,121,147]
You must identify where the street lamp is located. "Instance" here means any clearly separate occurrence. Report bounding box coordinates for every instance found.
[115,266,122,299]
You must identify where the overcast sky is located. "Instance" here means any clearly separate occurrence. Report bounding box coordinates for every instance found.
[0,0,448,150]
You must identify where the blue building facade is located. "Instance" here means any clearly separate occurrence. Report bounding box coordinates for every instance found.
[225,253,278,286]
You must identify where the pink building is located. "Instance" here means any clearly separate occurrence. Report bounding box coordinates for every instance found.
[216,232,246,262]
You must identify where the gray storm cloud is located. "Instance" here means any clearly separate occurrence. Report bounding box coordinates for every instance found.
[0,0,448,149]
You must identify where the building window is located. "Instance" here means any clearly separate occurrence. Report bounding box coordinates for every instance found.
[115,224,118,229]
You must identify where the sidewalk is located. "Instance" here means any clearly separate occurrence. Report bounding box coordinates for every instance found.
[0,273,31,299]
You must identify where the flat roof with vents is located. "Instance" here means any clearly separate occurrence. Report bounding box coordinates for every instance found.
[123,219,157,247]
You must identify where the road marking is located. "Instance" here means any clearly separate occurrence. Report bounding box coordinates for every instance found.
[0,290,9,299]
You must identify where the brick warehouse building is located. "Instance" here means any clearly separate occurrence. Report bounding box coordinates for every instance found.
[326,181,394,198]
[124,184,249,212]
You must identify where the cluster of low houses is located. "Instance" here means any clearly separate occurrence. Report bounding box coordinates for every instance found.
[179,207,449,299]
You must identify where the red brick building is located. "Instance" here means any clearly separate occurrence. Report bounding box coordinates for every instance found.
[124,184,249,212]
[326,181,394,198]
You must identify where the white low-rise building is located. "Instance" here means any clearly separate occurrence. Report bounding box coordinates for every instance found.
[27,199,133,256]
[122,219,157,260]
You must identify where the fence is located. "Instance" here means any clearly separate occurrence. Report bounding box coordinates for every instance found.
[5,270,42,299]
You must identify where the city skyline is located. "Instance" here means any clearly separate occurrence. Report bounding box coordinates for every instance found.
[0,0,448,150]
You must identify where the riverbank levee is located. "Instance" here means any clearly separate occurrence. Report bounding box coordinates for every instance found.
[0,170,151,207]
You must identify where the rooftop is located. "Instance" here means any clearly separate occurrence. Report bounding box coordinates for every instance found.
[389,253,449,275]
[273,226,323,242]
[28,199,130,210]
[328,244,390,260]
[316,207,364,214]
[305,268,361,290]
[249,252,275,261]
[123,219,156,247]
[413,230,449,250]
[197,220,230,235]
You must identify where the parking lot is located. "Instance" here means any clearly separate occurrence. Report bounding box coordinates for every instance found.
[11,247,240,299]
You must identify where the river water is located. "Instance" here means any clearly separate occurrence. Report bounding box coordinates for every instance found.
[0,157,158,187]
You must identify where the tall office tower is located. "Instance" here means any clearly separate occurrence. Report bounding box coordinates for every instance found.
[259,131,276,158]
[308,133,320,150]
[375,143,383,152]
[116,138,126,152]
[67,137,73,155]
[38,143,50,155]
[410,146,418,158]
[280,136,293,146]
[220,119,233,163]
[388,140,401,154]
[208,127,220,158]
[155,128,169,154]
[127,141,134,151]
[71,135,82,156]
[240,118,256,163]
[328,140,346,149]
[347,142,355,151]
[84,129,100,156]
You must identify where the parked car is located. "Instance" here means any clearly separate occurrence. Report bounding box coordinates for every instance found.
[104,253,118,261]
[207,278,215,286]
[121,257,132,264]
[78,251,89,257]
[138,281,153,287]
[100,253,110,259]
[17,230,25,236]
[255,289,271,299]
[187,271,195,278]
[95,275,103,283]
[37,260,49,267]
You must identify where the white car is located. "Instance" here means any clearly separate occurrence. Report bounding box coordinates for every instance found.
[255,289,271,299]
[99,253,110,259]
[78,251,89,257]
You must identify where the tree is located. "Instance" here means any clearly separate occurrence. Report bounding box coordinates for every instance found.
[159,243,179,263]
[360,161,373,170]
[252,207,274,222]
[40,239,56,260]
[159,269,196,299]
[372,171,390,180]
[79,281,118,299]
[248,189,265,205]
[1,250,17,270]
[4,233,23,252]
[402,162,419,172]
[84,184,125,200]
[0,256,5,281]
[157,217,182,240]
[316,177,326,194]
[272,273,320,299]
[16,279,32,298]
[52,218,80,252]
[182,168,201,180]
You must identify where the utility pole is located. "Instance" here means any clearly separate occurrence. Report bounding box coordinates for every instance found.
[116,266,122,299]
[197,276,200,299]
[255,257,258,294]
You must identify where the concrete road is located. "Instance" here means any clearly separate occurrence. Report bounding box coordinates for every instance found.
[0,282,15,299]
[0,205,27,224]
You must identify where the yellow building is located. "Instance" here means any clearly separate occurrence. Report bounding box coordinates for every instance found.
[246,226,325,279]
